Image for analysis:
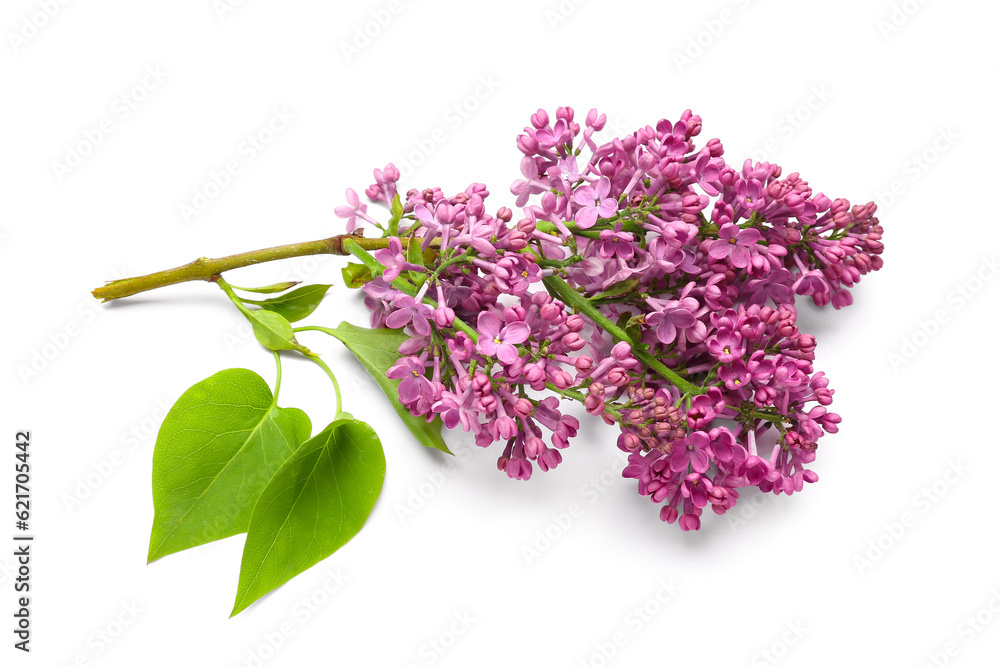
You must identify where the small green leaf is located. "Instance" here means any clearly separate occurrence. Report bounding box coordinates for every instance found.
[230,281,301,294]
[406,239,426,287]
[341,262,373,289]
[390,192,404,221]
[231,418,385,616]
[249,285,331,323]
[329,322,451,454]
[592,278,639,300]
[148,369,311,562]
[249,310,299,351]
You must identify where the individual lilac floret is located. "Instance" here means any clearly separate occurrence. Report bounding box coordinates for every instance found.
[573,176,617,228]
[385,294,433,336]
[708,223,761,268]
[373,238,424,282]
[475,312,529,364]
[334,188,369,233]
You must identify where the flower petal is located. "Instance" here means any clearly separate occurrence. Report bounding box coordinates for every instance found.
[575,206,598,229]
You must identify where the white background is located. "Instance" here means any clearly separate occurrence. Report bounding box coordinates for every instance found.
[2,1,998,665]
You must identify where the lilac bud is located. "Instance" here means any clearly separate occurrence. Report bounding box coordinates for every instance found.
[530,109,549,129]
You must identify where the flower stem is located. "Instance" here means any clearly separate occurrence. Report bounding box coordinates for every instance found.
[542,274,704,396]
[90,234,428,302]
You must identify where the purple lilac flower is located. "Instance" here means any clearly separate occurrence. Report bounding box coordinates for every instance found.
[334,188,368,233]
[708,223,761,268]
[385,294,433,336]
[343,105,884,532]
[572,176,617,229]
[373,238,424,282]
[475,311,529,364]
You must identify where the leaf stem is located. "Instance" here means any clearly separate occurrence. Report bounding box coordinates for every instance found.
[271,351,282,404]
[308,354,343,417]
[216,276,254,317]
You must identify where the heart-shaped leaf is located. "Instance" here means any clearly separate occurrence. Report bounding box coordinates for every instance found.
[329,322,451,454]
[230,418,385,616]
[148,369,311,562]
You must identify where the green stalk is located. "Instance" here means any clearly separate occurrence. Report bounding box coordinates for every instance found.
[91,234,435,302]
[542,275,703,395]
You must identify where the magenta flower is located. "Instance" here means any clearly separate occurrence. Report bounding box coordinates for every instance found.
[491,254,541,295]
[747,269,793,306]
[385,294,433,336]
[669,431,711,473]
[736,178,766,211]
[573,177,617,229]
[596,224,636,260]
[793,270,830,297]
[334,188,368,232]
[373,238,424,282]
[387,357,431,404]
[708,223,761,268]
[719,359,751,390]
[475,312,529,364]
[679,473,711,508]
[645,301,697,345]
[706,328,745,363]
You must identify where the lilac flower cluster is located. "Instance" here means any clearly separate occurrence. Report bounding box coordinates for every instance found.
[337,106,884,530]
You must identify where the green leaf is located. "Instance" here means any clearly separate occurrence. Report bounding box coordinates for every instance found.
[148,369,311,563]
[329,322,451,454]
[390,192,404,221]
[406,239,426,286]
[248,310,300,351]
[231,418,385,616]
[249,285,331,323]
[230,281,301,294]
[388,193,403,235]
[341,262,373,289]
[592,278,639,301]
